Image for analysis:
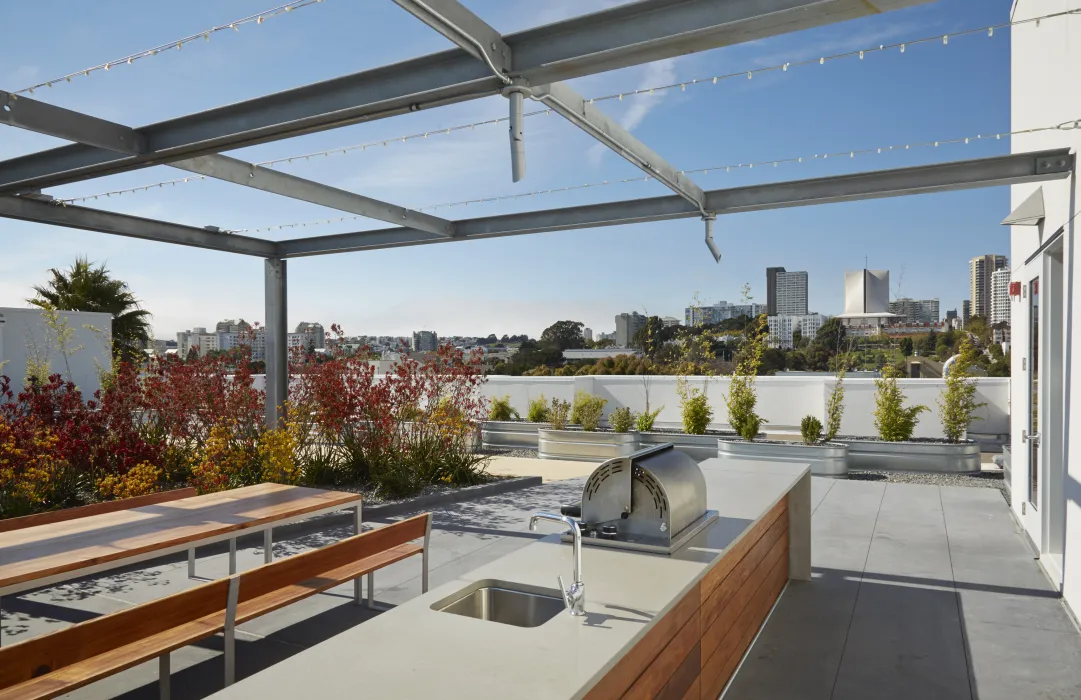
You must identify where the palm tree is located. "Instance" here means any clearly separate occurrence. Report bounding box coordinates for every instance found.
[30,258,152,361]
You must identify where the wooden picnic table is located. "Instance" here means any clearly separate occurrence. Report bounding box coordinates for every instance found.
[0,483,362,599]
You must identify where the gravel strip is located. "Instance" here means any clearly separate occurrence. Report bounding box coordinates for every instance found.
[847,468,1009,504]
[476,447,539,459]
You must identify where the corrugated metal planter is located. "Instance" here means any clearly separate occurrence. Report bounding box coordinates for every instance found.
[717,439,848,478]
[537,429,639,461]
[840,438,981,474]
[638,431,724,461]
[481,421,544,449]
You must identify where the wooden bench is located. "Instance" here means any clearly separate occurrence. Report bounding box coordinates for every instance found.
[0,488,198,534]
[0,512,432,700]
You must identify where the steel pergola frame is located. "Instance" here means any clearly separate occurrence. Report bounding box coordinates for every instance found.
[0,0,1072,426]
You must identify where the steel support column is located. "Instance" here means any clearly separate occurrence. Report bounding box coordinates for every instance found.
[265,258,288,429]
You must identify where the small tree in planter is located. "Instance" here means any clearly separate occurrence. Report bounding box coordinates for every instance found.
[571,391,607,431]
[824,369,846,442]
[938,336,986,442]
[677,378,713,435]
[723,316,768,441]
[800,416,823,445]
[873,365,929,441]
[548,398,571,430]
[488,396,519,421]
[609,407,636,433]
[526,395,549,422]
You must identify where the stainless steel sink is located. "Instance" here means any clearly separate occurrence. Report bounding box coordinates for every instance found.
[431,579,565,628]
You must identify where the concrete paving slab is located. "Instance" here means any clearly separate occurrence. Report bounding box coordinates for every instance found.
[964,620,1081,700]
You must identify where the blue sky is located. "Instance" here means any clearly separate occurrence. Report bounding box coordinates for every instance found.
[1,0,1017,339]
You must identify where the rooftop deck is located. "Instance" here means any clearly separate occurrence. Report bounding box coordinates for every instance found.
[2,475,1079,699]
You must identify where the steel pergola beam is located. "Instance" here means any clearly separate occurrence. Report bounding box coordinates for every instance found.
[0,92,454,236]
[0,0,930,193]
[0,195,279,257]
[531,82,707,212]
[171,156,454,236]
[276,149,1075,257]
[392,0,707,209]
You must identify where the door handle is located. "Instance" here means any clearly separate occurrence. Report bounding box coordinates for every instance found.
[1022,430,1041,446]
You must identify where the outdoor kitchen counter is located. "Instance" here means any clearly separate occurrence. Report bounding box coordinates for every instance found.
[211,460,811,700]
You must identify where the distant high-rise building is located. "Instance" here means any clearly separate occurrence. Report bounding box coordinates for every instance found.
[583,328,593,343]
[962,300,972,326]
[766,267,809,316]
[766,267,784,315]
[660,316,681,327]
[970,254,1007,318]
[838,269,895,331]
[887,298,940,324]
[215,319,252,334]
[767,314,827,349]
[684,301,766,327]
[991,268,1012,327]
[615,312,647,347]
[177,328,219,357]
[295,321,326,349]
[411,330,439,353]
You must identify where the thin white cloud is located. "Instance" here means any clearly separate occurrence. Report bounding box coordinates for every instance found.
[586,58,679,166]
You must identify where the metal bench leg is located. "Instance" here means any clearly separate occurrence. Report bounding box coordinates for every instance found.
[354,503,362,535]
[224,576,240,687]
[366,572,374,609]
[229,538,237,575]
[159,653,171,700]
[354,577,362,606]
[188,548,195,578]
[263,529,273,565]
[423,514,432,594]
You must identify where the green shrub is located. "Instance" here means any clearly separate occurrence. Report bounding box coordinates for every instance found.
[548,398,571,430]
[572,391,607,431]
[824,370,845,441]
[488,395,518,421]
[938,337,986,442]
[526,394,549,423]
[873,366,929,441]
[635,407,663,432]
[800,416,823,446]
[677,378,713,435]
[609,406,636,432]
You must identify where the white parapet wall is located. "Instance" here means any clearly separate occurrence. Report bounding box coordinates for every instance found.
[0,307,113,398]
[481,374,1010,440]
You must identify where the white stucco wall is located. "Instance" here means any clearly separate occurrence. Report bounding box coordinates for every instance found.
[1010,0,1081,613]
[0,307,113,398]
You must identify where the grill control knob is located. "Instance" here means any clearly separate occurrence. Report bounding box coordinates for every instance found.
[600,525,618,540]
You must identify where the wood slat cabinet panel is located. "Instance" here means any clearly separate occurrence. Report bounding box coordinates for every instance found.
[584,495,792,700]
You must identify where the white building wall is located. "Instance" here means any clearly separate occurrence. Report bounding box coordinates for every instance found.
[1010,0,1081,614]
[0,308,113,398]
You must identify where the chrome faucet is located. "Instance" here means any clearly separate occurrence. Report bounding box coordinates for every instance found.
[529,512,585,616]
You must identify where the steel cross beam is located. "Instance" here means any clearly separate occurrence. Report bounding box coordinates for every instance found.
[0,0,931,193]
[0,92,453,236]
[391,0,707,212]
[0,195,279,256]
[275,149,1075,257]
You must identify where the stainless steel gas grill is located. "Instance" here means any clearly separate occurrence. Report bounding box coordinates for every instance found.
[560,444,718,555]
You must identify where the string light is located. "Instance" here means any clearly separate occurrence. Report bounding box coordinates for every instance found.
[200,118,1078,233]
[14,0,327,95]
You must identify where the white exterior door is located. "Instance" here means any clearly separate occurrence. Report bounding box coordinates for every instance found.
[1020,272,1042,538]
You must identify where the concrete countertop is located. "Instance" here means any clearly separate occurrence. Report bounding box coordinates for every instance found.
[211,460,810,700]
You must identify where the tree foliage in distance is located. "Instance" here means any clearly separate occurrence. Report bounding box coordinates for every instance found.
[938,336,986,442]
[632,316,666,358]
[813,317,847,356]
[900,337,914,356]
[30,257,152,362]
[539,320,585,351]
[873,365,929,441]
